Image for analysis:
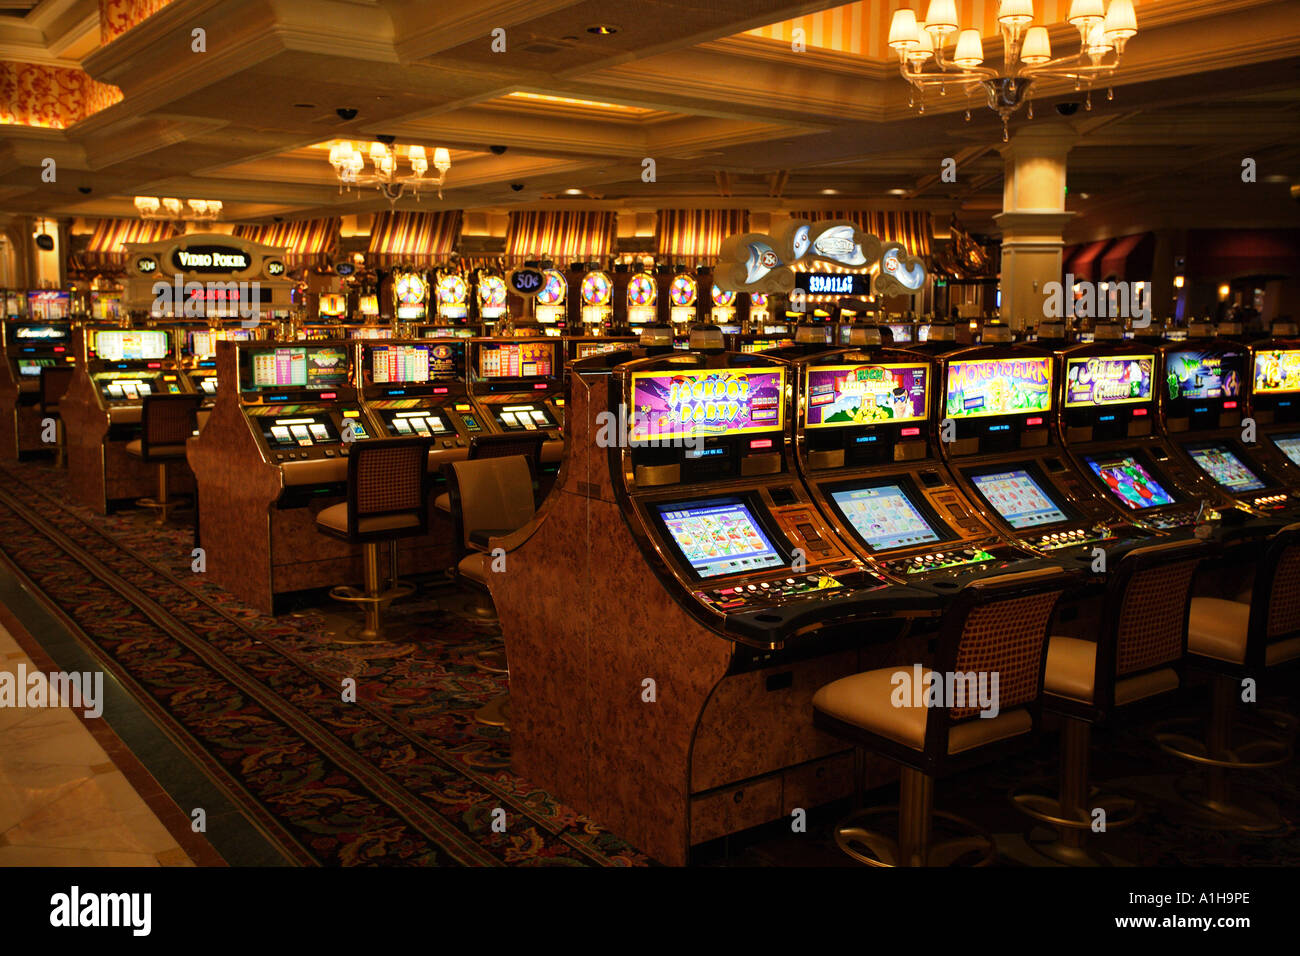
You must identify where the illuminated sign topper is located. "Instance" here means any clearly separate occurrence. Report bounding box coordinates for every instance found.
[1064,355,1154,408]
[946,356,1053,419]
[1254,349,1300,395]
[629,367,785,440]
[170,245,251,274]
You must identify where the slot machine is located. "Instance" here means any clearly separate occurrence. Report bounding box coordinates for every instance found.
[0,317,77,458]
[533,269,567,334]
[795,347,1042,591]
[626,272,658,326]
[668,273,698,329]
[1158,338,1298,517]
[748,293,771,329]
[566,336,638,363]
[360,339,481,462]
[393,271,429,330]
[579,271,614,333]
[1244,336,1300,496]
[467,337,565,463]
[937,343,1159,563]
[358,293,381,325]
[319,293,348,323]
[26,290,71,322]
[913,320,961,355]
[435,273,470,326]
[477,274,508,332]
[488,348,934,865]
[183,327,260,416]
[710,284,737,329]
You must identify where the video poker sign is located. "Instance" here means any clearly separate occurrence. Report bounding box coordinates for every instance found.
[170,245,252,275]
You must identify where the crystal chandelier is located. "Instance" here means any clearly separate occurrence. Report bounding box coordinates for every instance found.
[328,141,452,203]
[134,196,223,222]
[888,0,1138,139]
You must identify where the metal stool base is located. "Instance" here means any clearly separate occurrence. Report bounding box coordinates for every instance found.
[475,693,511,731]
[833,807,997,867]
[1154,717,1292,771]
[1168,776,1293,834]
[476,649,509,674]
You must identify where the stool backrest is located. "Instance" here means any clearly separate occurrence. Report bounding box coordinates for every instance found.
[469,433,545,479]
[445,455,536,551]
[39,365,74,413]
[141,393,202,450]
[1247,522,1300,669]
[928,566,1074,752]
[347,438,431,540]
[1103,539,1206,683]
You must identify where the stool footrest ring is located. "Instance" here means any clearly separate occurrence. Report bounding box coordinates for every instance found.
[833,806,997,867]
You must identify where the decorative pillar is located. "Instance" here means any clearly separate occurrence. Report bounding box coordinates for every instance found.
[994,122,1077,331]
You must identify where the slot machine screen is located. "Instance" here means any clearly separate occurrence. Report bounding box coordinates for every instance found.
[189,328,253,359]
[806,363,927,428]
[196,376,219,395]
[829,483,943,550]
[244,346,349,392]
[370,343,463,384]
[477,341,557,380]
[93,330,170,361]
[1183,442,1266,492]
[945,356,1052,420]
[264,415,340,447]
[887,325,914,344]
[653,496,787,579]
[387,412,451,436]
[16,358,57,378]
[1271,433,1300,468]
[629,366,784,441]
[1084,453,1177,510]
[575,341,634,360]
[1164,349,1243,405]
[969,469,1071,529]
[1063,355,1154,407]
[1252,349,1300,396]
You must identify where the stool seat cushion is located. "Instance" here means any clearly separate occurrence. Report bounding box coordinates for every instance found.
[1045,636,1179,706]
[1188,597,1250,664]
[458,551,490,586]
[315,502,423,536]
[434,492,451,514]
[812,666,1032,754]
[125,439,188,459]
[1267,637,1300,666]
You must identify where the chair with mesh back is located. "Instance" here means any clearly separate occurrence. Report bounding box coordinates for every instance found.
[1155,523,1300,830]
[125,393,201,522]
[315,437,431,643]
[1011,538,1208,864]
[39,365,75,468]
[434,432,544,518]
[812,565,1077,867]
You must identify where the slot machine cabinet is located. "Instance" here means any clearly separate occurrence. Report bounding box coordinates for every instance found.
[795,347,1042,591]
[467,337,566,463]
[748,293,771,329]
[565,336,638,364]
[709,284,737,328]
[188,340,455,615]
[434,273,470,327]
[476,275,508,333]
[1240,338,1300,499]
[667,273,699,330]
[533,269,568,334]
[61,327,195,513]
[359,339,478,463]
[0,318,76,459]
[181,326,265,427]
[579,271,614,334]
[489,350,934,865]
[392,271,429,331]
[625,272,658,327]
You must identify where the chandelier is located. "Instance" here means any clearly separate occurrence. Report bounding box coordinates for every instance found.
[328,141,451,203]
[134,196,223,222]
[888,0,1138,139]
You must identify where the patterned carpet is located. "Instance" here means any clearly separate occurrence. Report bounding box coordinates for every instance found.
[0,459,648,867]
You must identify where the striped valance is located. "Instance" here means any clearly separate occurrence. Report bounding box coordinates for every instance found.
[368,210,462,266]
[70,218,179,277]
[656,210,748,262]
[505,211,615,262]
[791,210,933,259]
[235,218,339,271]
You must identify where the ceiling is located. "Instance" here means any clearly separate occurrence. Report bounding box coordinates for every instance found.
[0,0,1298,240]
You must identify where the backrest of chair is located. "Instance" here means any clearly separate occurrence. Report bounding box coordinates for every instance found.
[347,439,430,523]
[934,567,1073,726]
[141,394,202,447]
[1105,539,1206,682]
[447,455,536,550]
[40,365,74,411]
[469,433,545,478]
[1249,523,1300,665]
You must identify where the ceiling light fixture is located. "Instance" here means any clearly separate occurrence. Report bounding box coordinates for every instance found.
[134,195,223,222]
[586,24,619,35]
[328,140,451,204]
[889,0,1138,139]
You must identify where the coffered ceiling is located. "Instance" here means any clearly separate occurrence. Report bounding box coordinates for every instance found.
[1,0,1298,238]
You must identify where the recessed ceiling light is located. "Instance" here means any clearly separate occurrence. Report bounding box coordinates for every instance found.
[564,188,584,195]
[587,24,619,35]
[886,188,907,196]
[1078,192,1090,199]
[821,188,839,195]
[1264,174,1289,184]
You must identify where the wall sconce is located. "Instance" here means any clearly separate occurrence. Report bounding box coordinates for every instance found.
[1173,275,1184,289]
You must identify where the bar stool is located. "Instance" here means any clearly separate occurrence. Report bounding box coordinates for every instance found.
[443,454,538,730]
[812,566,1077,867]
[125,394,201,522]
[1155,523,1300,830]
[1012,538,1208,864]
[38,365,75,468]
[434,432,544,518]
[314,438,431,644]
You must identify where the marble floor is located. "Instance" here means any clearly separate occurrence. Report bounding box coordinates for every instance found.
[0,620,193,867]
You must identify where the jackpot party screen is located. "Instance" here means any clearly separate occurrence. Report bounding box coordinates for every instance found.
[1185,442,1266,492]
[945,356,1052,419]
[248,346,348,390]
[1165,349,1243,402]
[1064,355,1154,407]
[1253,349,1300,395]
[806,363,928,428]
[1085,453,1176,510]
[831,484,941,551]
[94,330,169,361]
[970,470,1070,529]
[630,366,784,440]
[478,341,556,379]
[655,497,785,578]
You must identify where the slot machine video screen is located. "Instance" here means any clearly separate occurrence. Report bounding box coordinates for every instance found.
[477,341,557,380]
[244,346,349,392]
[16,357,58,378]
[1271,433,1300,468]
[653,496,786,579]
[969,469,1071,529]
[806,363,927,428]
[1064,355,1154,407]
[575,341,634,360]
[1252,349,1300,395]
[1164,349,1243,403]
[629,366,784,441]
[188,328,253,360]
[93,330,170,361]
[370,343,463,384]
[829,484,942,551]
[1184,442,1266,492]
[945,356,1052,419]
[1084,453,1177,510]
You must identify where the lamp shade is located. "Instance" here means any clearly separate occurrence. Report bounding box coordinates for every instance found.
[1103,0,1137,39]
[888,8,920,49]
[998,0,1033,26]
[1085,21,1114,52]
[909,22,934,58]
[1067,0,1104,26]
[433,147,451,173]
[1021,25,1052,63]
[953,29,984,67]
[924,0,958,34]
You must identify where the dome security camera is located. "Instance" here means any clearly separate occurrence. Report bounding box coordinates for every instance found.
[1056,102,1081,117]
[490,145,508,155]
[510,183,525,192]
[336,107,358,121]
